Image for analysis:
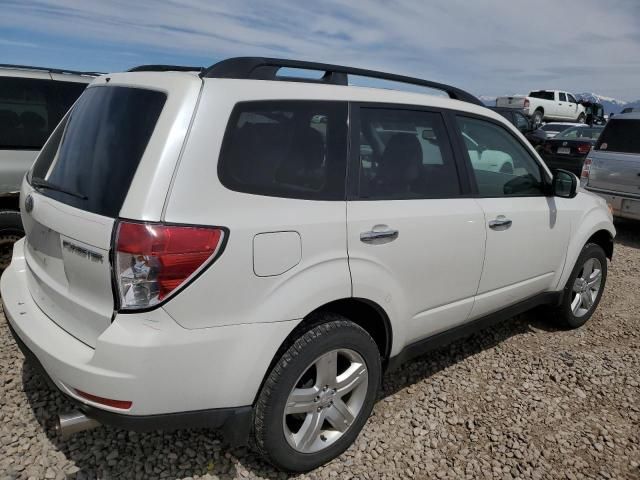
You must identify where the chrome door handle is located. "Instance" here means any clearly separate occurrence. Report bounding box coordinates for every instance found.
[488,216,512,230]
[360,225,399,244]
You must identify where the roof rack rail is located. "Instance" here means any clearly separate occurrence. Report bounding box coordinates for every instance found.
[128,65,203,73]
[201,57,482,106]
[0,64,102,77]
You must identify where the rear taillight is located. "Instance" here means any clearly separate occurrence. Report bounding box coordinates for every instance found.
[75,389,132,410]
[524,98,530,108]
[114,221,225,310]
[577,143,591,155]
[581,157,593,186]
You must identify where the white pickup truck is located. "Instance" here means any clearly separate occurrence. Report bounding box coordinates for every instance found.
[496,90,586,127]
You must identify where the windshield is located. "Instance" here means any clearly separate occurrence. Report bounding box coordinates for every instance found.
[30,86,166,217]
[556,126,603,140]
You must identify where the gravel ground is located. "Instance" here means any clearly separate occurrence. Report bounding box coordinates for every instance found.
[1,222,639,480]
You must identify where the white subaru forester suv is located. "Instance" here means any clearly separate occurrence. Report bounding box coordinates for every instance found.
[1,58,614,472]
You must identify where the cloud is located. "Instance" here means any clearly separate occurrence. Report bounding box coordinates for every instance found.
[1,0,640,100]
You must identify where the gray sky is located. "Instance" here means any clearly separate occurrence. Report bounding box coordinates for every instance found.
[2,0,640,100]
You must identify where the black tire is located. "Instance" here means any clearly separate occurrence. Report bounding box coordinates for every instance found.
[0,210,24,271]
[532,110,544,128]
[555,243,607,329]
[253,314,381,472]
[577,113,586,124]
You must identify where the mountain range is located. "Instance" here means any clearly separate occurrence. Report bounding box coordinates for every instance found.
[480,93,639,114]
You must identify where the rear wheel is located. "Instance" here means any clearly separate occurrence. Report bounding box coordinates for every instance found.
[555,243,607,328]
[253,315,381,472]
[0,211,24,271]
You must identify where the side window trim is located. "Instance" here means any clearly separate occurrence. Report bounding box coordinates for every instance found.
[347,102,469,201]
[450,113,552,198]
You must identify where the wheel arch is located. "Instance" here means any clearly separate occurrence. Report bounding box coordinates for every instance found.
[556,206,615,290]
[587,229,614,260]
[252,297,393,404]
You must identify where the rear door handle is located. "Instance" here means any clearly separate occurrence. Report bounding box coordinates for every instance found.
[360,225,399,244]
[488,216,512,230]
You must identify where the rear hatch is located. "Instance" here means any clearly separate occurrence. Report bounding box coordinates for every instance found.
[587,118,640,196]
[20,74,201,347]
[496,96,526,108]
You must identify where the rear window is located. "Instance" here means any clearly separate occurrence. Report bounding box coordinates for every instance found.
[541,124,572,132]
[218,101,348,200]
[596,119,640,154]
[529,91,555,101]
[0,77,86,150]
[30,86,166,217]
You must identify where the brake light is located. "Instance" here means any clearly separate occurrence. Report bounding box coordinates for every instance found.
[581,157,593,186]
[524,98,530,108]
[114,221,225,310]
[577,143,591,155]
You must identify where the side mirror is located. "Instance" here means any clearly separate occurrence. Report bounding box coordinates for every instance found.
[552,169,578,198]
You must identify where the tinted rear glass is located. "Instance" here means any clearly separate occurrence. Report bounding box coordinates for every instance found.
[596,119,640,154]
[218,101,348,200]
[30,86,166,217]
[529,91,555,101]
[541,124,572,132]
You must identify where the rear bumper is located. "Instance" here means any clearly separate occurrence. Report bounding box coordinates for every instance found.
[6,320,252,444]
[1,238,299,439]
[586,187,640,221]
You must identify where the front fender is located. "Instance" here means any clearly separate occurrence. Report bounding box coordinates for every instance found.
[555,200,615,290]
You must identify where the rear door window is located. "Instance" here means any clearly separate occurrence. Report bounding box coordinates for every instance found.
[596,119,640,154]
[559,93,567,102]
[31,85,166,217]
[356,107,460,199]
[218,101,348,200]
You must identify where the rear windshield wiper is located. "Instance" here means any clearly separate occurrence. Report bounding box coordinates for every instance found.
[30,177,88,200]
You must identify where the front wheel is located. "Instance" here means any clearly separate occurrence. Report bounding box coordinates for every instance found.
[253,315,381,472]
[555,243,607,328]
[577,113,586,124]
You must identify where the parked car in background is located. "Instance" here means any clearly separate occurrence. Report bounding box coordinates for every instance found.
[620,107,639,114]
[579,101,606,125]
[496,90,586,127]
[0,64,96,269]
[582,112,640,220]
[541,125,603,176]
[488,106,533,134]
[1,57,614,472]
[525,122,584,150]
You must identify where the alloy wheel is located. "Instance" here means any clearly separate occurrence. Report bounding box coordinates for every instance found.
[283,348,369,453]
[571,257,603,317]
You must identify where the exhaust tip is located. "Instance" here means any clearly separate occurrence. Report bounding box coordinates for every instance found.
[57,411,100,439]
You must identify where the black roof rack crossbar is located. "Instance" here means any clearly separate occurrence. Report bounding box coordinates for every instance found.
[201,57,482,106]
[128,65,203,73]
[0,63,103,76]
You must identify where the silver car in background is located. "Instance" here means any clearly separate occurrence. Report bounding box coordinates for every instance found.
[0,64,96,268]
[582,112,640,220]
